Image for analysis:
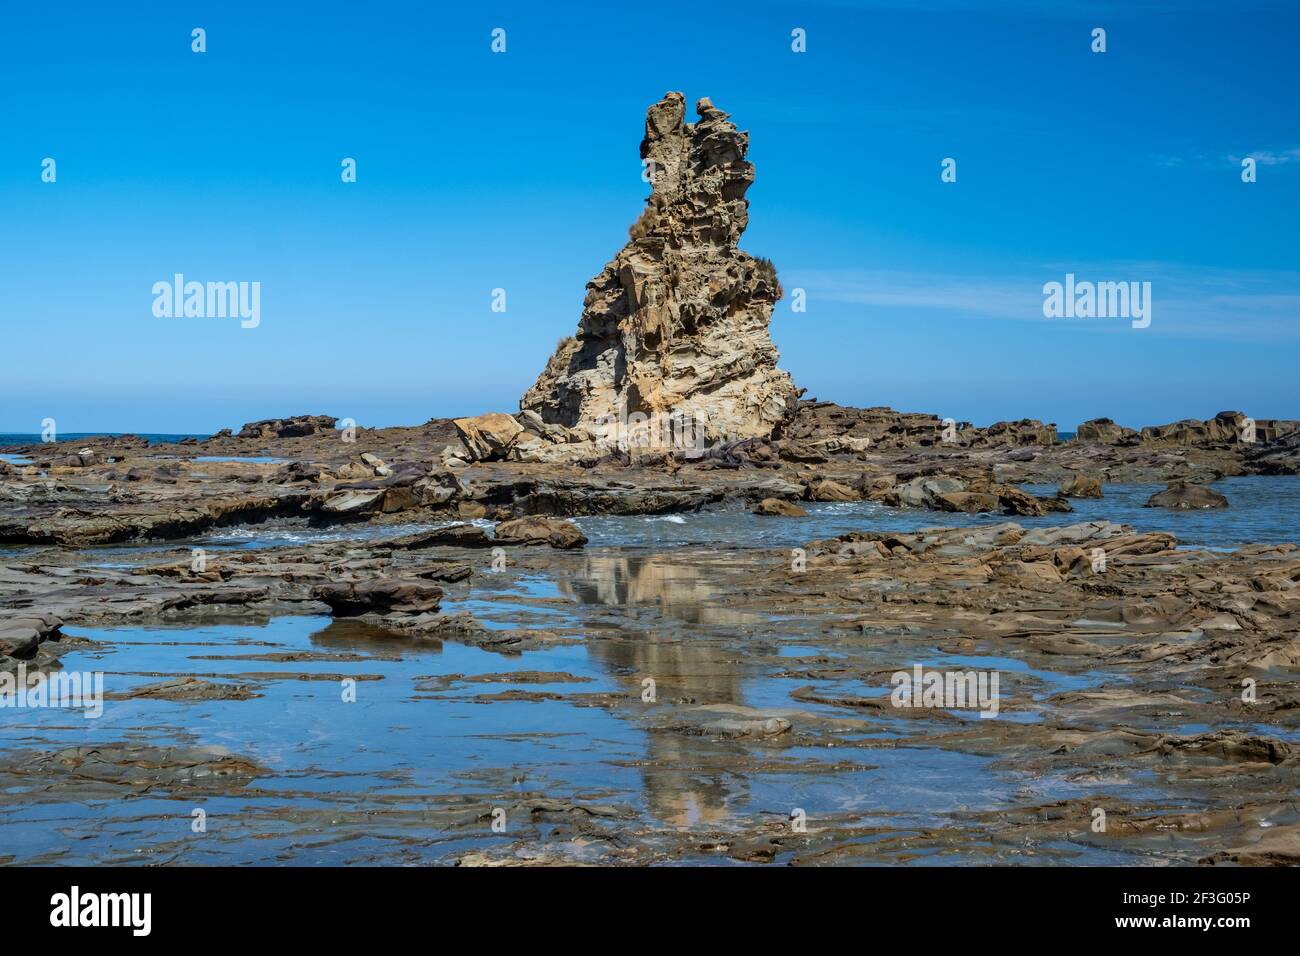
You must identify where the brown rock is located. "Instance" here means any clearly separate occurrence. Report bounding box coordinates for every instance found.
[391,524,493,549]
[808,479,861,502]
[994,561,1064,586]
[494,517,588,550]
[453,413,524,461]
[1074,418,1138,444]
[936,491,1001,514]
[321,489,385,514]
[1139,410,1299,447]
[1058,473,1103,498]
[236,415,337,439]
[381,486,419,513]
[458,501,489,520]
[1145,480,1229,510]
[754,498,808,517]
[313,580,444,616]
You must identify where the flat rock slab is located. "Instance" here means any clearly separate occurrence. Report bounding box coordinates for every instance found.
[314,579,444,616]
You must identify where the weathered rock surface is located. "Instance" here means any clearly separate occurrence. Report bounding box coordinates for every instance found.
[237,415,338,440]
[1141,410,1298,447]
[519,92,798,457]
[0,614,65,669]
[1145,480,1230,510]
[1245,431,1300,476]
[391,524,493,549]
[494,517,588,550]
[453,413,524,462]
[781,401,1056,450]
[874,472,1065,516]
[807,479,860,502]
[753,497,807,517]
[1074,418,1139,444]
[1058,472,1103,498]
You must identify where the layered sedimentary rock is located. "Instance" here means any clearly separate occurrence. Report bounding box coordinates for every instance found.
[1075,418,1139,444]
[1245,431,1300,475]
[519,92,797,459]
[780,401,1057,450]
[237,415,338,440]
[1140,411,1298,447]
[1075,411,1300,448]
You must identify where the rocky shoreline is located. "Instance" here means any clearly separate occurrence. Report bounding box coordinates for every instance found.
[1,405,1298,865]
[2,403,1296,549]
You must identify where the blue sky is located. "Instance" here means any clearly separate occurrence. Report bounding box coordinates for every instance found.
[2,0,1297,433]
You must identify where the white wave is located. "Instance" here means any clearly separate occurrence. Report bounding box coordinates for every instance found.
[200,517,494,546]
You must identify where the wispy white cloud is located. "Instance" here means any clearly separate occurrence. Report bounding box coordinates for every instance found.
[1153,147,1300,169]
[786,265,1300,342]
[789,269,1039,317]
[1230,147,1300,166]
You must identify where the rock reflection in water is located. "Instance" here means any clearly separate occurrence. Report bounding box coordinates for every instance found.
[307,617,439,656]
[563,553,759,626]
[564,553,756,827]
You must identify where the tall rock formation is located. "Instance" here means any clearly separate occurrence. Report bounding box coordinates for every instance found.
[518,92,797,459]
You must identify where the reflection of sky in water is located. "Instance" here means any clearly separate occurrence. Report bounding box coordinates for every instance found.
[0,576,1133,864]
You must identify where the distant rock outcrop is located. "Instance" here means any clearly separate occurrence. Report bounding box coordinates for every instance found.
[780,401,1057,450]
[518,92,797,461]
[236,415,338,440]
[1075,418,1139,444]
[1072,411,1299,448]
[1139,411,1298,447]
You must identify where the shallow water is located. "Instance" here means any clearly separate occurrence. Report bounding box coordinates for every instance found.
[3,475,1296,864]
[0,586,1136,864]
[188,456,285,464]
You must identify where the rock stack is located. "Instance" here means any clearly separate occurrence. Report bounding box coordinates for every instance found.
[517,92,798,461]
